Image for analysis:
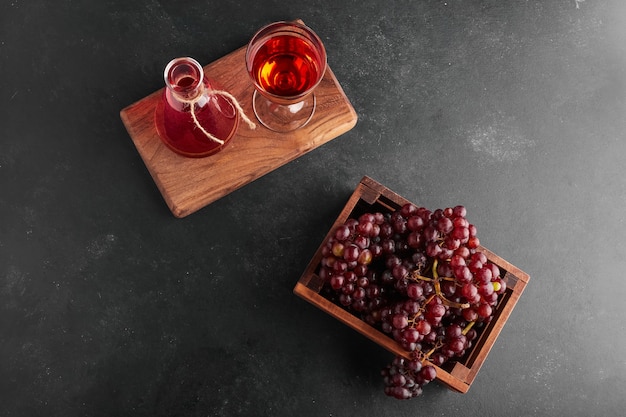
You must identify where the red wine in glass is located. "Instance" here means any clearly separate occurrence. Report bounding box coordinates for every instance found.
[246,21,327,132]
[251,35,324,97]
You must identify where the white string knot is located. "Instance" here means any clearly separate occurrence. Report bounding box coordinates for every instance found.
[179,85,256,145]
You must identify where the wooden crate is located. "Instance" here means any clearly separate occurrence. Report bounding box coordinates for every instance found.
[293,176,530,394]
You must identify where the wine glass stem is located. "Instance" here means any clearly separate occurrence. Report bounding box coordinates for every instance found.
[252,90,316,133]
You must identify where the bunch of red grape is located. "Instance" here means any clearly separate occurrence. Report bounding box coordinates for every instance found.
[318,203,507,399]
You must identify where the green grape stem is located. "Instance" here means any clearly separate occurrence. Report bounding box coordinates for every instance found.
[407,261,470,309]
[462,320,476,335]
[420,340,445,364]
[408,294,437,324]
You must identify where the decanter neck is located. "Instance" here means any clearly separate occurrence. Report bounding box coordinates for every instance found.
[164,57,205,102]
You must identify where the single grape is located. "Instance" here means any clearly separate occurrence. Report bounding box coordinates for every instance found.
[445,323,463,339]
[352,287,366,301]
[486,262,501,279]
[427,303,446,318]
[403,299,421,315]
[474,267,493,284]
[381,238,396,254]
[493,278,506,294]
[478,282,494,297]
[339,293,352,306]
[354,235,370,250]
[451,226,469,241]
[423,225,438,242]
[407,283,424,300]
[407,215,425,231]
[392,264,409,280]
[414,319,431,335]
[318,266,331,282]
[342,244,360,262]
[379,222,394,239]
[477,303,493,319]
[472,251,488,264]
[454,205,466,217]
[369,243,383,258]
[454,245,471,259]
[437,217,454,234]
[329,274,344,290]
[444,236,461,250]
[357,249,373,265]
[407,231,423,248]
[334,224,351,241]
[359,212,376,224]
[345,271,357,284]
[333,260,348,273]
[402,327,421,344]
[454,265,473,284]
[331,241,345,257]
[468,236,480,249]
[341,282,355,295]
[365,284,380,298]
[426,241,442,258]
[420,365,437,381]
[357,221,374,237]
[400,203,419,218]
[461,283,478,299]
[392,314,409,330]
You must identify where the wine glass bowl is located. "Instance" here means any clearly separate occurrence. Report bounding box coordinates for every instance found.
[246,21,327,132]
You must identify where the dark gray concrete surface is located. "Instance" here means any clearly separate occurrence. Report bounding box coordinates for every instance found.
[2,0,626,416]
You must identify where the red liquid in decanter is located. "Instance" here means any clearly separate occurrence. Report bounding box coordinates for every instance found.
[155,57,238,158]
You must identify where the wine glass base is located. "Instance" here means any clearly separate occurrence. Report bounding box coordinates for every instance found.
[252,90,316,133]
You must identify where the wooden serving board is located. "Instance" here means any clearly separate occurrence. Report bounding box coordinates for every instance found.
[120,46,358,218]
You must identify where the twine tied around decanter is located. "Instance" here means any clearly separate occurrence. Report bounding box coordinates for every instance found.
[180,84,256,145]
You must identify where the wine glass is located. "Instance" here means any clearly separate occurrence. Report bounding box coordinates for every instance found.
[245,21,327,132]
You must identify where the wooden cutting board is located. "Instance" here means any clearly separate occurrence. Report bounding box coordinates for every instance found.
[120,45,358,218]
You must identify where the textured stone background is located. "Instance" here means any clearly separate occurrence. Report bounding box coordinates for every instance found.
[1,0,625,416]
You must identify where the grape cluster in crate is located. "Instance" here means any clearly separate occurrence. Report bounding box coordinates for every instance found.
[317,203,506,399]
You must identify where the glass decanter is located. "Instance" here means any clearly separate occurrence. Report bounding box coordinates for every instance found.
[155,57,239,157]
